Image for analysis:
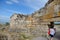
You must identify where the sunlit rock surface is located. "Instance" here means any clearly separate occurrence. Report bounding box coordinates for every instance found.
[0,0,60,40]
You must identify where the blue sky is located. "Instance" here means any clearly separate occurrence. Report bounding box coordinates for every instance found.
[0,0,48,23]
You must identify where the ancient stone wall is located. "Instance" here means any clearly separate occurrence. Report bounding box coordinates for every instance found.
[0,0,60,40]
[9,0,60,40]
[10,0,60,35]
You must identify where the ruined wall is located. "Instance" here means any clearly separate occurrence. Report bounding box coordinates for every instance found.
[0,0,60,40]
[10,0,60,39]
[10,13,48,37]
[42,0,60,21]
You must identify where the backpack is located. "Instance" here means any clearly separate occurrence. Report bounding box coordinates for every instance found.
[48,28,56,35]
[48,28,50,35]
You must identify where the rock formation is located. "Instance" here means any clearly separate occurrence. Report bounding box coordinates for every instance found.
[0,0,60,40]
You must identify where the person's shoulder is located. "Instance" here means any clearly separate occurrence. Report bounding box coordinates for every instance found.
[54,28,56,30]
[50,28,53,30]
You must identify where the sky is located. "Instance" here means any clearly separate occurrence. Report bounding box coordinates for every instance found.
[0,0,48,23]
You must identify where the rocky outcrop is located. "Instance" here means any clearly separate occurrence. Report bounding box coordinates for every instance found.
[10,0,60,37]
[0,0,59,40]
[10,12,48,37]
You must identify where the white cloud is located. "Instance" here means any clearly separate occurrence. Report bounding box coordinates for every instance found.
[6,9,26,14]
[0,15,9,19]
[5,0,48,10]
[6,0,19,4]
[6,1,13,4]
[5,0,48,13]
[22,0,48,10]
[11,0,19,3]
[7,9,22,13]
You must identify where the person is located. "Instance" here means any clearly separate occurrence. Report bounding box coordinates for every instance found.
[48,24,50,35]
[48,22,56,40]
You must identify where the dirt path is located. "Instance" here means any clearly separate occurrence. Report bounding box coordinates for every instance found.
[54,31,60,40]
[31,37,47,40]
[31,31,60,40]
[31,37,59,40]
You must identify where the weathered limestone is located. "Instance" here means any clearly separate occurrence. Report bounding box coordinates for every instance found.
[10,0,60,37]
[42,0,60,21]
[0,0,60,40]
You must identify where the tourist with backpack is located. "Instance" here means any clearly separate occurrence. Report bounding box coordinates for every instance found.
[48,22,56,40]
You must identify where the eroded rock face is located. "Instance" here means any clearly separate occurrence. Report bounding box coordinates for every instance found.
[0,35,8,40]
[10,13,48,37]
[10,0,60,36]
[9,0,60,40]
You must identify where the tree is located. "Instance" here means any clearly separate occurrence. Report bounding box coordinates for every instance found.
[5,22,10,26]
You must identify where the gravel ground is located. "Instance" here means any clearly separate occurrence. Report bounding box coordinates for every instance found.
[31,31,60,40]
[31,37,58,40]
[32,37,48,40]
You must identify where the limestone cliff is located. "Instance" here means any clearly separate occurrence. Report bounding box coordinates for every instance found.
[10,0,60,37]
[0,0,60,40]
